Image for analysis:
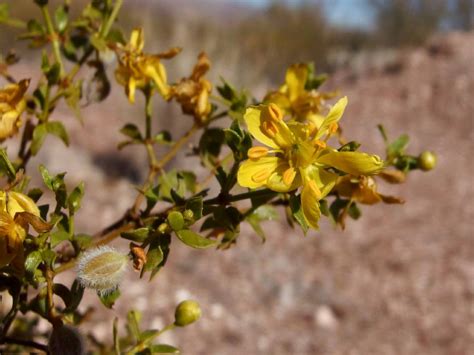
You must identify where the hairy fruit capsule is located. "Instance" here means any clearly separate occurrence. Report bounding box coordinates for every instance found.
[76,246,128,295]
[174,300,202,327]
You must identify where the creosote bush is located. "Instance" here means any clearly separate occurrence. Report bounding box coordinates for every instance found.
[0,0,436,353]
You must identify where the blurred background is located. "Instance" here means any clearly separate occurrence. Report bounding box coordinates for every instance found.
[1,0,473,354]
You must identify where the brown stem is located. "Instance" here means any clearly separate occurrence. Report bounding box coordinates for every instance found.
[0,337,48,353]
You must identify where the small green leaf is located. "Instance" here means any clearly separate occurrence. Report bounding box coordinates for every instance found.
[149,344,179,353]
[121,228,150,242]
[50,229,70,248]
[289,195,309,234]
[31,124,48,156]
[46,63,61,85]
[168,211,185,231]
[39,165,54,189]
[348,202,361,220]
[41,249,56,267]
[27,188,43,202]
[120,123,142,141]
[388,134,409,158]
[143,243,164,273]
[53,283,72,306]
[90,34,107,51]
[127,310,141,340]
[63,280,84,313]
[54,5,68,32]
[0,149,16,180]
[68,182,84,214]
[25,251,43,274]
[176,229,216,249]
[99,288,120,309]
[46,121,70,146]
[113,317,120,355]
[154,130,172,144]
[185,196,203,221]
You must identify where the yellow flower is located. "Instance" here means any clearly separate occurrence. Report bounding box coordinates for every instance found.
[170,52,212,125]
[115,28,181,103]
[334,175,404,205]
[0,190,40,271]
[0,79,29,141]
[237,97,384,229]
[264,64,336,126]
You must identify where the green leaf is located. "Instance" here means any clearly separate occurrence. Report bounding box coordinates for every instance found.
[53,283,72,307]
[149,344,179,353]
[0,4,10,23]
[120,123,142,141]
[388,134,409,158]
[54,5,68,32]
[377,124,388,143]
[68,182,85,215]
[41,249,56,267]
[31,122,69,156]
[138,329,159,343]
[46,121,70,146]
[185,196,203,221]
[63,280,84,313]
[167,211,185,231]
[348,202,361,220]
[121,228,150,243]
[338,141,361,152]
[113,317,120,355]
[25,251,43,274]
[289,195,309,234]
[0,149,16,180]
[175,229,216,249]
[46,63,61,85]
[154,130,172,144]
[39,165,54,189]
[127,310,141,340]
[90,33,107,51]
[50,229,70,248]
[143,243,164,273]
[107,28,126,45]
[99,288,120,309]
[28,188,43,202]
[31,124,48,156]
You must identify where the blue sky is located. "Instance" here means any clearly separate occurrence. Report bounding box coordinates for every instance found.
[229,0,375,28]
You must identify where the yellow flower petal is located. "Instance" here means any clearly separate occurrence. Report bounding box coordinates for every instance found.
[286,64,308,102]
[237,156,281,189]
[244,107,280,149]
[304,166,338,198]
[317,151,384,175]
[6,192,40,217]
[127,77,136,104]
[266,164,301,192]
[315,96,348,140]
[301,180,322,229]
[130,28,144,52]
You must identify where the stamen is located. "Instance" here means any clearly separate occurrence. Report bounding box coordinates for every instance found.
[252,169,272,183]
[313,139,327,149]
[328,123,339,135]
[267,103,283,122]
[248,146,269,159]
[262,120,278,138]
[282,167,296,186]
[307,180,322,200]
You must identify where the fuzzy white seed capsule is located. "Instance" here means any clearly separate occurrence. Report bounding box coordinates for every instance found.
[76,246,128,295]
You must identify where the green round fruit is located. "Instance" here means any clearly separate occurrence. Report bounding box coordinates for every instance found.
[418,151,437,171]
[174,300,201,327]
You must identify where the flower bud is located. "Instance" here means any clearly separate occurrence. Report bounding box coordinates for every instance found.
[183,209,194,220]
[76,246,128,295]
[418,151,437,171]
[158,222,170,234]
[174,300,201,327]
[48,324,85,355]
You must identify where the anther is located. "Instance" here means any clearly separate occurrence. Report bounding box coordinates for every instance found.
[248,146,269,159]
